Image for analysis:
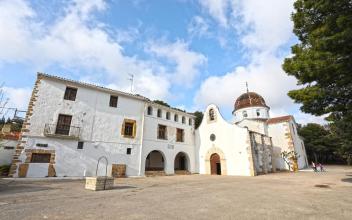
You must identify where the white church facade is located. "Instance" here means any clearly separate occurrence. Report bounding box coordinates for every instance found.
[9,73,308,178]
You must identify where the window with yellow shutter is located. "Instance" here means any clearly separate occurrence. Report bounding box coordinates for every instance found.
[122,119,136,138]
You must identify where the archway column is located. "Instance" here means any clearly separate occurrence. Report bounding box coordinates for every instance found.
[204,147,227,175]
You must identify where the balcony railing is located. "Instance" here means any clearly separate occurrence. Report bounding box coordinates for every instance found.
[44,123,81,139]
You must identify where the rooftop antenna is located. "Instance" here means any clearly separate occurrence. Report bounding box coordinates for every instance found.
[128,74,134,93]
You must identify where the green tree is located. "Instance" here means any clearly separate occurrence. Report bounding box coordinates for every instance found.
[283,0,352,164]
[193,111,203,129]
[298,123,339,164]
[0,116,5,125]
[153,100,170,107]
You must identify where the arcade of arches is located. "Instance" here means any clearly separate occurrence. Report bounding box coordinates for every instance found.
[145,150,189,175]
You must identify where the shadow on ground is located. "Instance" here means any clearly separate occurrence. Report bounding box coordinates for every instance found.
[341,178,352,183]
[0,182,51,195]
[110,185,137,190]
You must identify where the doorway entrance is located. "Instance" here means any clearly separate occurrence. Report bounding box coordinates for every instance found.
[210,153,221,175]
[174,152,189,173]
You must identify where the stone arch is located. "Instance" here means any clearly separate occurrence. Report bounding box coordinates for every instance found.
[174,151,190,174]
[205,147,227,175]
[145,150,166,172]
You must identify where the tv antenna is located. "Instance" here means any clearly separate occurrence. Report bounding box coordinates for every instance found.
[128,74,134,93]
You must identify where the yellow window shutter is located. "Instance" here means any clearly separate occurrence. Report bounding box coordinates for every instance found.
[133,122,136,138]
[121,120,125,136]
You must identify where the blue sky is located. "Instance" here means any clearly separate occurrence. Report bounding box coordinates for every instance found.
[0,0,325,124]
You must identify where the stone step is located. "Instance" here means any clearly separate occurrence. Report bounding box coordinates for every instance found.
[145,171,166,177]
[174,170,191,175]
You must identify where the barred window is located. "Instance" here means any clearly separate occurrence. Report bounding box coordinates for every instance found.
[176,128,184,142]
[109,96,118,107]
[157,124,167,140]
[64,87,77,101]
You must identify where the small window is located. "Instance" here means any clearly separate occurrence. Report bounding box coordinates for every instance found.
[147,106,153,115]
[209,109,215,121]
[182,116,186,124]
[36,143,48,148]
[243,111,248,117]
[176,128,184,142]
[64,87,77,101]
[124,122,134,137]
[122,119,136,138]
[126,148,132,155]
[109,96,118,107]
[4,146,14,150]
[256,109,260,117]
[210,134,216,141]
[31,153,51,163]
[157,109,162,118]
[166,112,170,120]
[189,118,192,126]
[174,114,178,122]
[77,141,84,149]
[157,124,167,140]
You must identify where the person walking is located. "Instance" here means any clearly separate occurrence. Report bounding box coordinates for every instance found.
[312,161,317,172]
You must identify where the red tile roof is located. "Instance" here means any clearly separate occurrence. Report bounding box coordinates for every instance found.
[1,132,21,140]
[266,115,293,124]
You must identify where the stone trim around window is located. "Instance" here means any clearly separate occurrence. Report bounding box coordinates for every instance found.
[121,119,137,138]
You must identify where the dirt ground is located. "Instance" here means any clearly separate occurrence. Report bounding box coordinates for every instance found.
[0,165,351,220]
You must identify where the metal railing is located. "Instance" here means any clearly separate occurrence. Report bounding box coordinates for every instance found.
[44,123,81,139]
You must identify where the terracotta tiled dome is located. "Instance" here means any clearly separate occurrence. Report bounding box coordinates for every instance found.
[234,92,269,111]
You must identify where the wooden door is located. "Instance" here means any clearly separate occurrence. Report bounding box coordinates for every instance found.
[55,114,72,135]
[210,153,221,175]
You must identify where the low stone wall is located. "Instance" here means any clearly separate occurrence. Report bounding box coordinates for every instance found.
[85,176,114,191]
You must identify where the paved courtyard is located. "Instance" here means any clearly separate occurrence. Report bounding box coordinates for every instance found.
[0,166,351,220]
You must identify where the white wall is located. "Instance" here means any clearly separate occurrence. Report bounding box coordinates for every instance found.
[288,122,308,169]
[233,106,269,122]
[268,120,308,170]
[237,119,267,135]
[196,104,252,176]
[0,139,17,165]
[141,104,196,175]
[16,77,146,177]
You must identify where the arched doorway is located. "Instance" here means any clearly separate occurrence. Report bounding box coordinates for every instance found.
[145,150,165,171]
[210,153,221,175]
[174,152,189,173]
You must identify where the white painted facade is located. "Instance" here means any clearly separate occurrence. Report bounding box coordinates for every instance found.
[10,73,307,178]
[0,138,18,166]
[11,74,195,178]
[196,105,253,176]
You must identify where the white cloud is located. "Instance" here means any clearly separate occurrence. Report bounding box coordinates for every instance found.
[230,0,295,53]
[0,0,201,101]
[195,0,324,124]
[194,55,297,111]
[147,40,207,87]
[188,16,210,38]
[3,87,31,111]
[199,0,229,27]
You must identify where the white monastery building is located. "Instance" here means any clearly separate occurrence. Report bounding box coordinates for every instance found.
[9,73,308,178]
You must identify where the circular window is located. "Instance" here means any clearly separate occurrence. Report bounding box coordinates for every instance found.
[210,134,216,141]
